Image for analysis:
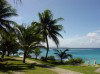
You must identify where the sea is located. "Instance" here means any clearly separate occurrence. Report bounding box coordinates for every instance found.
[19,48,100,64]
[31,48,100,64]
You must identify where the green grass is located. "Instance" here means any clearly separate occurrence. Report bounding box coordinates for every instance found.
[27,58,63,67]
[28,58,100,74]
[2,56,100,74]
[57,65,100,74]
[27,58,55,66]
[0,57,57,74]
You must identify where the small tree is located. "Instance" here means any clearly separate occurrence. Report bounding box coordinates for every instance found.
[0,31,18,58]
[15,25,44,63]
[54,49,72,64]
[33,48,41,59]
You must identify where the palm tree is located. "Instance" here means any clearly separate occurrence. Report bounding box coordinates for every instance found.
[38,10,63,61]
[54,49,72,63]
[0,30,18,58]
[15,25,44,63]
[33,48,41,59]
[6,40,19,56]
[0,0,17,32]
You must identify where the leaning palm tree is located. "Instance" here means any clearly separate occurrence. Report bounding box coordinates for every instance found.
[0,0,17,32]
[15,25,44,63]
[38,10,63,61]
[54,49,72,63]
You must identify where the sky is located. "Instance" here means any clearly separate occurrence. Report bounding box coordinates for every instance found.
[8,0,100,48]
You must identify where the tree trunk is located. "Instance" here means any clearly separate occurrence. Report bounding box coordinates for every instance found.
[36,55,37,59]
[23,50,27,63]
[61,58,63,64]
[1,49,6,59]
[45,36,49,61]
[7,51,10,56]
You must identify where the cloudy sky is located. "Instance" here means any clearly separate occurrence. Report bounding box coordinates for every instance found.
[8,0,100,48]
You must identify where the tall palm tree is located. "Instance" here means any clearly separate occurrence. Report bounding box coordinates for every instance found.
[0,0,17,32]
[38,10,63,60]
[15,25,44,63]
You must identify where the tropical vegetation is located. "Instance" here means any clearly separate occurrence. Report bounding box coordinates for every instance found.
[0,0,98,74]
[33,48,41,59]
[15,25,43,63]
[0,0,17,32]
[54,49,72,63]
[37,10,63,61]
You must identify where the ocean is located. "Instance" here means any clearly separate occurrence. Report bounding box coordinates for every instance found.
[31,48,100,64]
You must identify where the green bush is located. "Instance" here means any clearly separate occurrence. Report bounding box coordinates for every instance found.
[47,56,55,61]
[66,58,84,65]
[26,54,31,58]
[40,56,55,62]
[40,56,46,61]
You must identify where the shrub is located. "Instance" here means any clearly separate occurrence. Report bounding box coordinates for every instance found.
[47,56,55,61]
[40,56,46,61]
[67,58,84,65]
[26,54,31,58]
[41,56,55,62]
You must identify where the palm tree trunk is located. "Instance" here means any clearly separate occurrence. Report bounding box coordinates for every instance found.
[1,49,6,59]
[45,36,49,61]
[61,58,63,64]
[36,55,37,59]
[7,51,10,56]
[23,50,27,63]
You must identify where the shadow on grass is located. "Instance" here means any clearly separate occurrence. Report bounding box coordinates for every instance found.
[29,58,68,68]
[0,58,64,74]
[0,58,35,73]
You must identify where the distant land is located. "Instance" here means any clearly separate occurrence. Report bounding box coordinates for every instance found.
[50,47,100,49]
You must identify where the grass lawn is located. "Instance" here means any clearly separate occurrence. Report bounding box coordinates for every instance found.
[28,58,100,74]
[2,56,100,74]
[0,57,57,74]
[57,65,100,74]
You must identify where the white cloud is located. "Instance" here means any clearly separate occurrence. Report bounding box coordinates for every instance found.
[45,30,100,48]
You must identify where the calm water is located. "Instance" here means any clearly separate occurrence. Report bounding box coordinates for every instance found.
[33,48,100,64]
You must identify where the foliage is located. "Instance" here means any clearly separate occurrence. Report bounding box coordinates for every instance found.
[33,48,41,59]
[47,56,55,61]
[40,56,55,62]
[0,31,19,58]
[36,9,63,60]
[0,0,17,32]
[54,49,72,63]
[40,56,46,61]
[15,24,44,63]
[66,58,84,65]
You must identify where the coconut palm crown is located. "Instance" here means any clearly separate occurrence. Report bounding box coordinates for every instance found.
[38,10,63,60]
[15,25,44,63]
[0,0,17,32]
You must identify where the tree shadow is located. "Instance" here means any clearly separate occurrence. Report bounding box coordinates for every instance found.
[0,58,35,73]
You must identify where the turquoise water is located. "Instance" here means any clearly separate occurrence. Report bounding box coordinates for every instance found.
[19,48,100,64]
[38,48,100,64]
